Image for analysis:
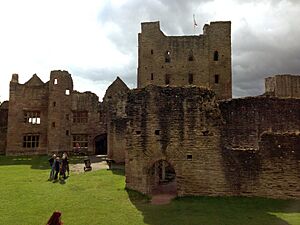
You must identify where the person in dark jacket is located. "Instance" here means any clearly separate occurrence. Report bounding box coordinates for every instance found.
[46,211,63,225]
[48,154,56,180]
[53,157,60,181]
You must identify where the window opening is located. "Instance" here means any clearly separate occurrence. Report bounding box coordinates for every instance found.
[151,49,154,54]
[24,111,41,124]
[188,73,194,84]
[53,102,56,107]
[214,74,219,84]
[72,134,88,150]
[23,134,39,148]
[165,74,170,85]
[66,130,69,136]
[214,51,219,61]
[155,130,160,135]
[54,78,58,85]
[73,111,88,123]
[165,51,171,63]
[187,154,193,160]
[135,131,141,135]
[151,73,154,80]
[65,89,70,95]
[52,122,55,128]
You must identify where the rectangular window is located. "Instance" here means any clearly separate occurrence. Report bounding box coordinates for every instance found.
[151,73,154,80]
[72,134,88,150]
[165,74,170,85]
[23,134,39,148]
[24,111,41,124]
[214,74,219,84]
[188,73,193,84]
[72,111,88,123]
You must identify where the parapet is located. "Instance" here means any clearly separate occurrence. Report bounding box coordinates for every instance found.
[10,74,19,83]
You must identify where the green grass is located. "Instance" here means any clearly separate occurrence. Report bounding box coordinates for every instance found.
[0,156,299,225]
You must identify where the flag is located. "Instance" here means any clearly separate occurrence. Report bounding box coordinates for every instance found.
[193,14,198,28]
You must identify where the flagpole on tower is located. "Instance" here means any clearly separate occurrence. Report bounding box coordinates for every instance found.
[193,14,198,35]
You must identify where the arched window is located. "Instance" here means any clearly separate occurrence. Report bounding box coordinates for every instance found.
[165,51,171,63]
[213,51,219,61]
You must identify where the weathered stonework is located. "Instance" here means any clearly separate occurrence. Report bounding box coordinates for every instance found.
[1,20,299,200]
[0,101,8,154]
[137,21,232,100]
[6,71,107,156]
[265,74,300,98]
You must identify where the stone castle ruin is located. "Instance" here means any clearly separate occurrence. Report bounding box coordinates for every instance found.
[0,21,299,199]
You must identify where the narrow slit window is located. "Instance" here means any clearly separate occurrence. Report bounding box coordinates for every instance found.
[165,74,170,85]
[53,102,56,107]
[165,51,171,63]
[54,78,58,85]
[52,122,55,128]
[151,49,154,55]
[151,73,154,80]
[188,73,193,84]
[214,74,219,84]
[214,51,219,61]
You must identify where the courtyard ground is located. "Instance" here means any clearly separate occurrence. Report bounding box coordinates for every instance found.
[0,155,299,225]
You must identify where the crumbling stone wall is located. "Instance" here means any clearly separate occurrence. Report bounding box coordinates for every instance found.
[6,74,49,155]
[265,74,300,98]
[103,77,129,163]
[125,86,230,196]
[219,97,300,151]
[6,71,107,156]
[137,21,232,100]
[0,101,8,154]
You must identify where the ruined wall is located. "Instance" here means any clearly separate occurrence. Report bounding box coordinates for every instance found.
[219,97,300,199]
[137,21,231,100]
[219,97,300,150]
[71,91,105,155]
[103,77,129,163]
[125,86,230,196]
[0,101,8,154]
[265,74,300,98]
[6,74,49,155]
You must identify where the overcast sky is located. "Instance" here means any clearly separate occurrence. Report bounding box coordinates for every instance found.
[0,0,299,102]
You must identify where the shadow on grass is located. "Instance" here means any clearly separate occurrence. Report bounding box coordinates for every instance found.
[127,189,300,225]
[0,155,50,170]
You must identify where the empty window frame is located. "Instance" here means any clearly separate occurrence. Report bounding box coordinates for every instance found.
[165,74,170,85]
[23,134,39,148]
[214,74,219,84]
[165,51,171,63]
[54,78,58,85]
[65,89,70,95]
[72,111,88,123]
[213,51,219,61]
[72,134,88,150]
[188,73,194,84]
[24,111,41,124]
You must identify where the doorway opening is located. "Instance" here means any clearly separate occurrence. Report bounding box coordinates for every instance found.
[94,134,107,155]
[148,160,177,195]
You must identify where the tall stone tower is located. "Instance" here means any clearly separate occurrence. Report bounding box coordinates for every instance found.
[47,70,73,153]
[137,21,232,100]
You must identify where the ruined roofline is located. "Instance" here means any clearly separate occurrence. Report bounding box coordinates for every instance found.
[140,20,231,37]
[265,74,300,79]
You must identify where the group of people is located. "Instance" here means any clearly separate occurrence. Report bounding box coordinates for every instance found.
[49,152,69,181]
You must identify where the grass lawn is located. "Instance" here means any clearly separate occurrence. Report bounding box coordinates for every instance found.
[0,156,299,225]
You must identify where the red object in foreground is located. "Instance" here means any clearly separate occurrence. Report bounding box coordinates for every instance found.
[46,211,63,225]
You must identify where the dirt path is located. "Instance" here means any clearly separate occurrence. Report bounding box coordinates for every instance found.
[69,156,109,174]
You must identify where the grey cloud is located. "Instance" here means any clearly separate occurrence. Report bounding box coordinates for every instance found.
[96,0,300,98]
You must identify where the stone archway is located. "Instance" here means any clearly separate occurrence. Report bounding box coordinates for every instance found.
[94,134,107,155]
[148,160,177,196]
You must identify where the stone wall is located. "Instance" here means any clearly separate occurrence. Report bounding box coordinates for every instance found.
[125,85,230,196]
[103,77,129,163]
[0,101,8,154]
[219,97,300,150]
[6,74,49,155]
[137,21,232,100]
[265,74,300,98]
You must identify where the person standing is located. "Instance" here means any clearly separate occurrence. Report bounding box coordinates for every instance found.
[53,156,60,181]
[48,154,56,180]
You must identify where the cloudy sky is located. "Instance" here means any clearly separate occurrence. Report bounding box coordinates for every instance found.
[0,0,299,102]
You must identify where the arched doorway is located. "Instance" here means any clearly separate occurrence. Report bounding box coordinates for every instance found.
[148,160,177,195]
[94,134,107,155]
